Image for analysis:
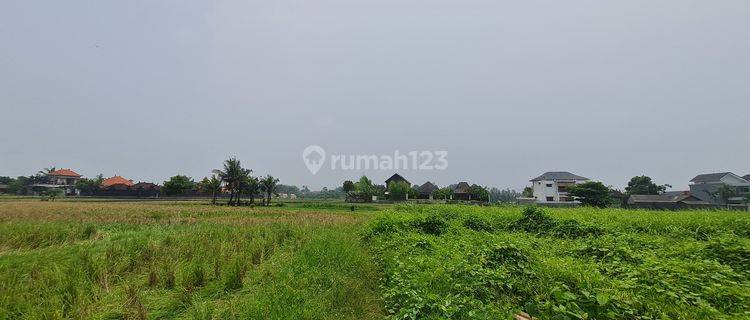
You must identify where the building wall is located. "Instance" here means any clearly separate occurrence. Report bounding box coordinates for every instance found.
[689,183,720,204]
[690,176,750,205]
[532,180,585,203]
[532,180,560,202]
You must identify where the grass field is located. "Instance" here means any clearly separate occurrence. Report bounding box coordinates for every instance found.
[1,200,749,319]
[0,201,383,319]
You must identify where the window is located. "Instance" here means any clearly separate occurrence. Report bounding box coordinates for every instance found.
[546,183,553,187]
[546,196,554,202]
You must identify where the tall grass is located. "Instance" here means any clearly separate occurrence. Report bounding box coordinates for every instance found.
[0,201,382,319]
[366,205,750,319]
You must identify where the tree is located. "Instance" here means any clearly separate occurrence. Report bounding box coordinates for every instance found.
[469,184,489,202]
[353,176,376,202]
[521,187,534,198]
[214,158,252,206]
[260,175,280,206]
[408,186,420,200]
[342,180,355,195]
[238,174,259,205]
[490,188,520,203]
[276,184,300,197]
[163,175,195,195]
[388,181,410,201]
[7,176,28,194]
[432,187,453,200]
[198,175,222,204]
[568,181,613,208]
[75,175,103,196]
[42,188,63,201]
[625,176,670,195]
[713,184,736,204]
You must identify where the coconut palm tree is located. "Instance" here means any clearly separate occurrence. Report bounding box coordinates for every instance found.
[239,174,259,205]
[260,175,280,206]
[213,158,250,206]
[204,175,222,204]
[234,168,253,205]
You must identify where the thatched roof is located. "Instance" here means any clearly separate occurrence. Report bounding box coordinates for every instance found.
[417,182,439,195]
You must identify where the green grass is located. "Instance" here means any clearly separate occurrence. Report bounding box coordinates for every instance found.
[364,205,750,319]
[2,200,749,319]
[0,201,382,319]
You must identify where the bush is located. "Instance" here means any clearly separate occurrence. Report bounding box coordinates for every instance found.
[411,214,449,236]
[463,215,493,232]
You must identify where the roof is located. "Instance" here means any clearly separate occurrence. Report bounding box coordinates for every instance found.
[417,182,439,195]
[0,184,8,189]
[628,191,709,204]
[133,182,159,189]
[689,172,732,183]
[385,174,409,185]
[530,172,589,182]
[47,169,81,177]
[101,176,134,188]
[453,182,471,194]
[744,175,750,182]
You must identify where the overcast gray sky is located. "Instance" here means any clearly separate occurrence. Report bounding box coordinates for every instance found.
[1,0,749,190]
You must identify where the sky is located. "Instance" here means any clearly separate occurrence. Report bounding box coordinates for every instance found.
[1,0,749,191]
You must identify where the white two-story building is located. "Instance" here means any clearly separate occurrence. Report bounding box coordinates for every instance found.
[530,171,589,203]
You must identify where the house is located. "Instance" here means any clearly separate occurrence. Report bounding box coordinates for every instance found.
[452,182,472,200]
[29,168,83,196]
[132,182,159,191]
[130,182,160,197]
[416,182,439,199]
[689,172,750,205]
[0,184,8,194]
[530,171,589,203]
[626,191,713,210]
[385,174,410,189]
[101,176,135,191]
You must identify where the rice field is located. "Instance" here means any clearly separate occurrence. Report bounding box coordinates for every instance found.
[1,200,748,319]
[0,201,382,319]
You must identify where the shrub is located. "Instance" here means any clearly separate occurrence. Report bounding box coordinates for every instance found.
[411,214,449,236]
[704,237,750,273]
[463,215,493,232]
[513,207,556,233]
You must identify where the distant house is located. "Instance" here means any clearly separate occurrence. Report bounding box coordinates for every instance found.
[452,182,472,200]
[101,176,135,191]
[689,172,750,205]
[29,168,83,196]
[131,182,160,197]
[416,182,439,199]
[385,174,410,189]
[132,182,158,190]
[626,191,713,210]
[0,184,8,194]
[530,171,589,203]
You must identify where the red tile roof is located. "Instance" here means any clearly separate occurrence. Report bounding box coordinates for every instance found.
[47,169,82,177]
[101,176,134,188]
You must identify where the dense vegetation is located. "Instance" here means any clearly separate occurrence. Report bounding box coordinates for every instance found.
[2,200,749,319]
[364,205,750,319]
[0,201,382,319]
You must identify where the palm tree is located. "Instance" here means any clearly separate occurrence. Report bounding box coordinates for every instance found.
[36,167,56,184]
[213,158,250,206]
[260,175,280,206]
[239,174,259,205]
[234,167,253,206]
[206,175,222,204]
